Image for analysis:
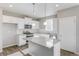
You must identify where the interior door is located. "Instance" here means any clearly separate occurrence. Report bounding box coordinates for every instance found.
[59,17,76,52]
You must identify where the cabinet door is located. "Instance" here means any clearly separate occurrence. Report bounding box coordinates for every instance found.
[44,19,53,31]
[32,21,39,29]
[18,35,26,46]
[3,15,22,24]
[53,18,58,33]
[17,22,24,29]
[59,16,76,52]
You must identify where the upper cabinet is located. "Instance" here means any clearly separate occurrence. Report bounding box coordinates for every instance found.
[3,15,23,24]
[24,17,39,29]
[53,18,58,33]
[43,18,58,33]
[30,21,39,29]
[44,19,53,31]
[40,18,58,33]
[17,22,24,29]
[3,15,39,29]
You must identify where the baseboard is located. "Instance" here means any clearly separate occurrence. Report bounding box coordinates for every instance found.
[3,44,17,48]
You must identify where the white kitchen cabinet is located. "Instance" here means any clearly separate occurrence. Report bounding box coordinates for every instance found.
[53,18,58,33]
[3,15,39,29]
[17,22,24,29]
[17,20,39,30]
[31,21,39,29]
[24,17,32,21]
[44,19,53,31]
[17,17,39,46]
[24,17,32,25]
[3,15,23,24]
[59,16,79,53]
[24,21,39,30]
[17,35,26,46]
[42,18,58,33]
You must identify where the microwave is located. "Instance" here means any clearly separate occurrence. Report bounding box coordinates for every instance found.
[24,24,32,29]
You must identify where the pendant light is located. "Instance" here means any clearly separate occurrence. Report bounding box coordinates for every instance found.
[32,3,35,18]
[44,4,47,25]
[32,3,36,26]
[45,3,47,19]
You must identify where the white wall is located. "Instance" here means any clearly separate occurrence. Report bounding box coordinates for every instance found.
[2,23,17,48]
[76,16,79,52]
[57,6,79,52]
[57,6,79,18]
[0,9,2,52]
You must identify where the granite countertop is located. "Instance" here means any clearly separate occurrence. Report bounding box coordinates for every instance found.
[28,37,60,48]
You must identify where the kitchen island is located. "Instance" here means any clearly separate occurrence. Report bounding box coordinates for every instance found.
[22,36,60,56]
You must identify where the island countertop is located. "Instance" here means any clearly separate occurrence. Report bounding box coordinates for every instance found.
[28,37,60,48]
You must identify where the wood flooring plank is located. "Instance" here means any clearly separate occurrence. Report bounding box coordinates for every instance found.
[1,45,78,56]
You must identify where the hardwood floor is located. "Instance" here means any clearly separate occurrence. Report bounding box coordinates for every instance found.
[0,52,3,56]
[0,45,31,56]
[61,49,78,56]
[3,45,19,56]
[0,45,78,56]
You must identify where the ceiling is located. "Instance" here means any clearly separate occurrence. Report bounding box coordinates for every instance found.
[0,3,78,18]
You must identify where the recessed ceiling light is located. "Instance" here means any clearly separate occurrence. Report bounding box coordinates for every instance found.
[9,5,13,7]
[56,4,59,7]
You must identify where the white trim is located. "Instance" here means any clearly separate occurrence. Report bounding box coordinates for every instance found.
[3,44,17,48]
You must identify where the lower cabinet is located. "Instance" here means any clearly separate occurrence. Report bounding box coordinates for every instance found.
[17,35,26,46]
